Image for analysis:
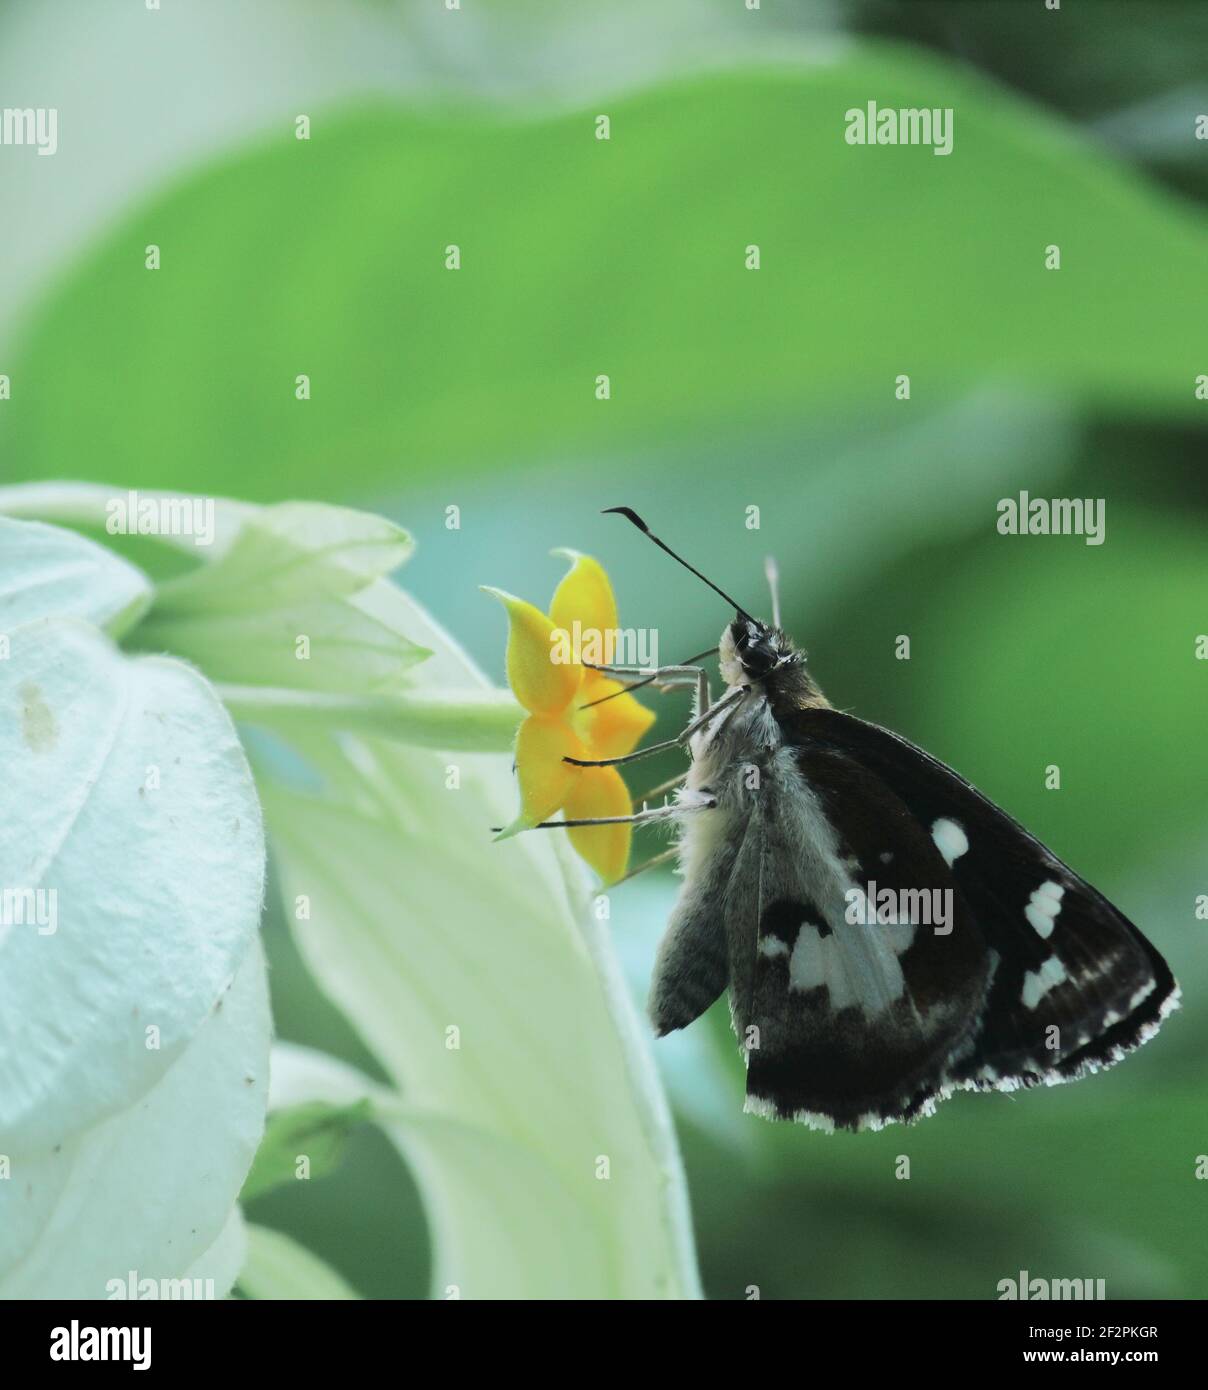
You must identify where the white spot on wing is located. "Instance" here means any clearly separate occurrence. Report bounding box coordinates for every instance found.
[1022,955,1068,1009]
[789,924,860,1010]
[1025,880,1065,938]
[749,746,921,1019]
[758,936,788,959]
[931,818,968,867]
[1129,979,1157,1011]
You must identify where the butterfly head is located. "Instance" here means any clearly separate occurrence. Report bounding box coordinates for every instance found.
[721,615,796,685]
[599,506,818,701]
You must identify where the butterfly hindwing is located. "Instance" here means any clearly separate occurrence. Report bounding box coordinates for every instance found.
[647,803,732,1036]
[784,708,1179,1105]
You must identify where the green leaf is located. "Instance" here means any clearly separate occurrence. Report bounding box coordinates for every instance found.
[241,1099,372,1204]
[0,514,152,639]
[4,52,1205,499]
[238,1224,359,1300]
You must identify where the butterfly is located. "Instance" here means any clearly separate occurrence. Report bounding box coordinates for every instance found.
[541,508,1180,1133]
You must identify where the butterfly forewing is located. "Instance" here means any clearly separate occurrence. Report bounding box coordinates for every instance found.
[738,743,995,1131]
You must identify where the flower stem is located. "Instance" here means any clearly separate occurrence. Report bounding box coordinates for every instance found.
[217,684,522,752]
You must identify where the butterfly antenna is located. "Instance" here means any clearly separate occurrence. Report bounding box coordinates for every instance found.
[603,507,753,621]
[764,555,781,629]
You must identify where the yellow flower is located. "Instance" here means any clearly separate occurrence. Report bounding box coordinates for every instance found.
[483,551,656,883]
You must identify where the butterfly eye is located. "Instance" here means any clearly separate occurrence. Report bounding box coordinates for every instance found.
[741,641,776,676]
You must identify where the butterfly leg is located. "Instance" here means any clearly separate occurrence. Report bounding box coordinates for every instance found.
[649,667,712,723]
[581,658,713,726]
[583,660,689,678]
[581,662,700,702]
[564,686,746,769]
[582,645,716,689]
[609,846,679,887]
[635,770,689,802]
[502,795,715,832]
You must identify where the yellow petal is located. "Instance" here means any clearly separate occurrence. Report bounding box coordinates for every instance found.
[565,765,633,884]
[482,586,581,716]
[579,678,656,760]
[514,714,586,828]
[549,552,619,663]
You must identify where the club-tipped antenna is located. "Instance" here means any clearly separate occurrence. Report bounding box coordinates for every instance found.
[603,507,753,621]
[764,555,781,629]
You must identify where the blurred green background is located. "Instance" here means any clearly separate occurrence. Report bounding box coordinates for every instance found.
[2,0,1205,1298]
